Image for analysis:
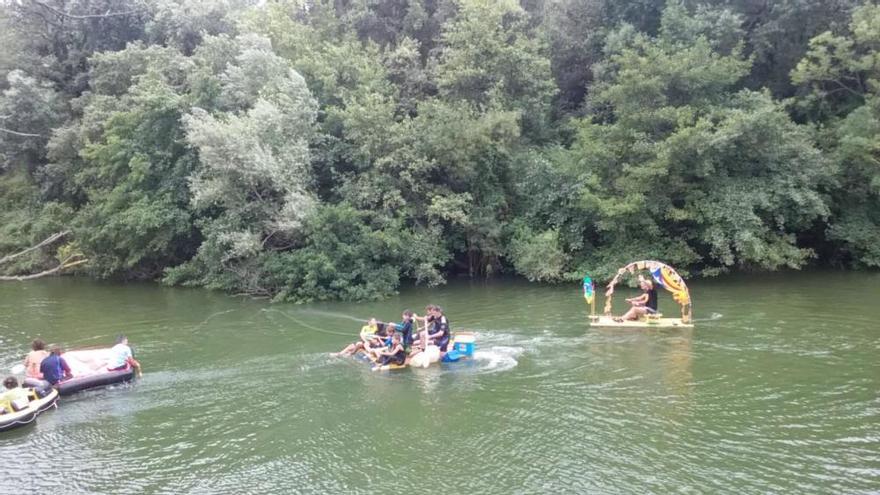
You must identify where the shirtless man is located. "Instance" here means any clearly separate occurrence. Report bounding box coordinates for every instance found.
[23,339,49,380]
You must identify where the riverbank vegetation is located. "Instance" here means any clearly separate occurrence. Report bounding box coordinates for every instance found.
[1,0,878,301]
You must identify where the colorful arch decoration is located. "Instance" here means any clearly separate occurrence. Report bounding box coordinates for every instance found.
[601,260,692,323]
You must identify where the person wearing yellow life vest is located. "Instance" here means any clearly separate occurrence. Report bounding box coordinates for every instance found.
[332,318,387,356]
[0,377,30,414]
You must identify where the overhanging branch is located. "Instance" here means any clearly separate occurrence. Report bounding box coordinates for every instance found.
[0,126,42,137]
[0,257,88,281]
[0,231,70,265]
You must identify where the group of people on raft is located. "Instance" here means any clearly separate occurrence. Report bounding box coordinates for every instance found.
[0,335,140,415]
[332,304,451,369]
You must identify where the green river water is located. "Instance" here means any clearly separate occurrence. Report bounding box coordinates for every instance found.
[0,272,878,494]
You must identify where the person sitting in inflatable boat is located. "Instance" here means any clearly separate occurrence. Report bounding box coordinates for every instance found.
[23,339,50,381]
[108,335,141,372]
[40,346,72,386]
[0,377,30,414]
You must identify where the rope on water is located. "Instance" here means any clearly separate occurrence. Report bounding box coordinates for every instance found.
[261,309,357,338]
[191,309,238,331]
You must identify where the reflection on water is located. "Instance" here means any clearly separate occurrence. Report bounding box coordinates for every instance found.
[0,273,878,493]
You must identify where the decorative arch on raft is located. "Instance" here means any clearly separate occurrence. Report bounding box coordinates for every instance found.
[602,260,693,323]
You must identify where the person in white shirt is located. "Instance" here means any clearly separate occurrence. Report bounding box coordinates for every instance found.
[108,335,140,372]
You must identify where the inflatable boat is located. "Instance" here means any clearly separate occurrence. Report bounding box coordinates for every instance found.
[0,387,59,433]
[24,348,136,396]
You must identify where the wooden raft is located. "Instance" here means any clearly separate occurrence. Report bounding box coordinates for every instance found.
[589,315,694,328]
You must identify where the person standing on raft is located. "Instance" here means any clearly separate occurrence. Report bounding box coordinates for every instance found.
[410,305,451,360]
[614,277,658,322]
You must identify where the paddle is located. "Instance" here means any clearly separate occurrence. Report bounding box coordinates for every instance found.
[10,364,24,375]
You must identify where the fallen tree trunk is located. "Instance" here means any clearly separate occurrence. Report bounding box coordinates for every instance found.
[0,231,70,265]
[0,257,88,281]
[0,231,88,281]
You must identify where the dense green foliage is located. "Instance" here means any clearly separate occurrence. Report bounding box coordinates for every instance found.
[0,0,877,300]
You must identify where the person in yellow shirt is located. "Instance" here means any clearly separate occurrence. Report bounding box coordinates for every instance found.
[0,377,31,414]
[332,318,388,356]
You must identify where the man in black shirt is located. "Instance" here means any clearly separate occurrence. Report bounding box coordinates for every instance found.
[614,277,658,322]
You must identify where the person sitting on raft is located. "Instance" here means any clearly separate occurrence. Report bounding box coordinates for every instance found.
[366,324,397,360]
[0,377,30,414]
[390,310,415,351]
[333,318,386,356]
[40,346,72,386]
[614,276,658,322]
[108,335,141,372]
[23,338,49,380]
[372,333,406,370]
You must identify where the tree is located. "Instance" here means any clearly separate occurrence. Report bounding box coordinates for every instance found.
[0,71,67,172]
[435,0,557,142]
[164,34,320,295]
[549,3,831,278]
[793,4,880,267]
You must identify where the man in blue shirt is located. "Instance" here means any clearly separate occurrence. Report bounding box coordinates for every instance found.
[39,347,72,385]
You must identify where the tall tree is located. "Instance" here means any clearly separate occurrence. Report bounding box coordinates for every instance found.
[792,4,880,267]
[547,3,831,278]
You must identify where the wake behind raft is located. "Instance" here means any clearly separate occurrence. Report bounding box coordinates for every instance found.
[359,333,477,371]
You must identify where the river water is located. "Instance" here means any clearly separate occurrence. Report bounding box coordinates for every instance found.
[0,272,878,493]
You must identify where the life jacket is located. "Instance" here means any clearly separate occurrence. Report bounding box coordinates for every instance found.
[359,322,379,338]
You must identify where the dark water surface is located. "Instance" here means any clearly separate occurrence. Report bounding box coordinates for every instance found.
[0,272,878,494]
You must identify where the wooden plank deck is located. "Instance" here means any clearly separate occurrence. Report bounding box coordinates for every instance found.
[589,315,694,328]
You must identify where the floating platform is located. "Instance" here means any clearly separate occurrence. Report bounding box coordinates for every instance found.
[589,315,693,328]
